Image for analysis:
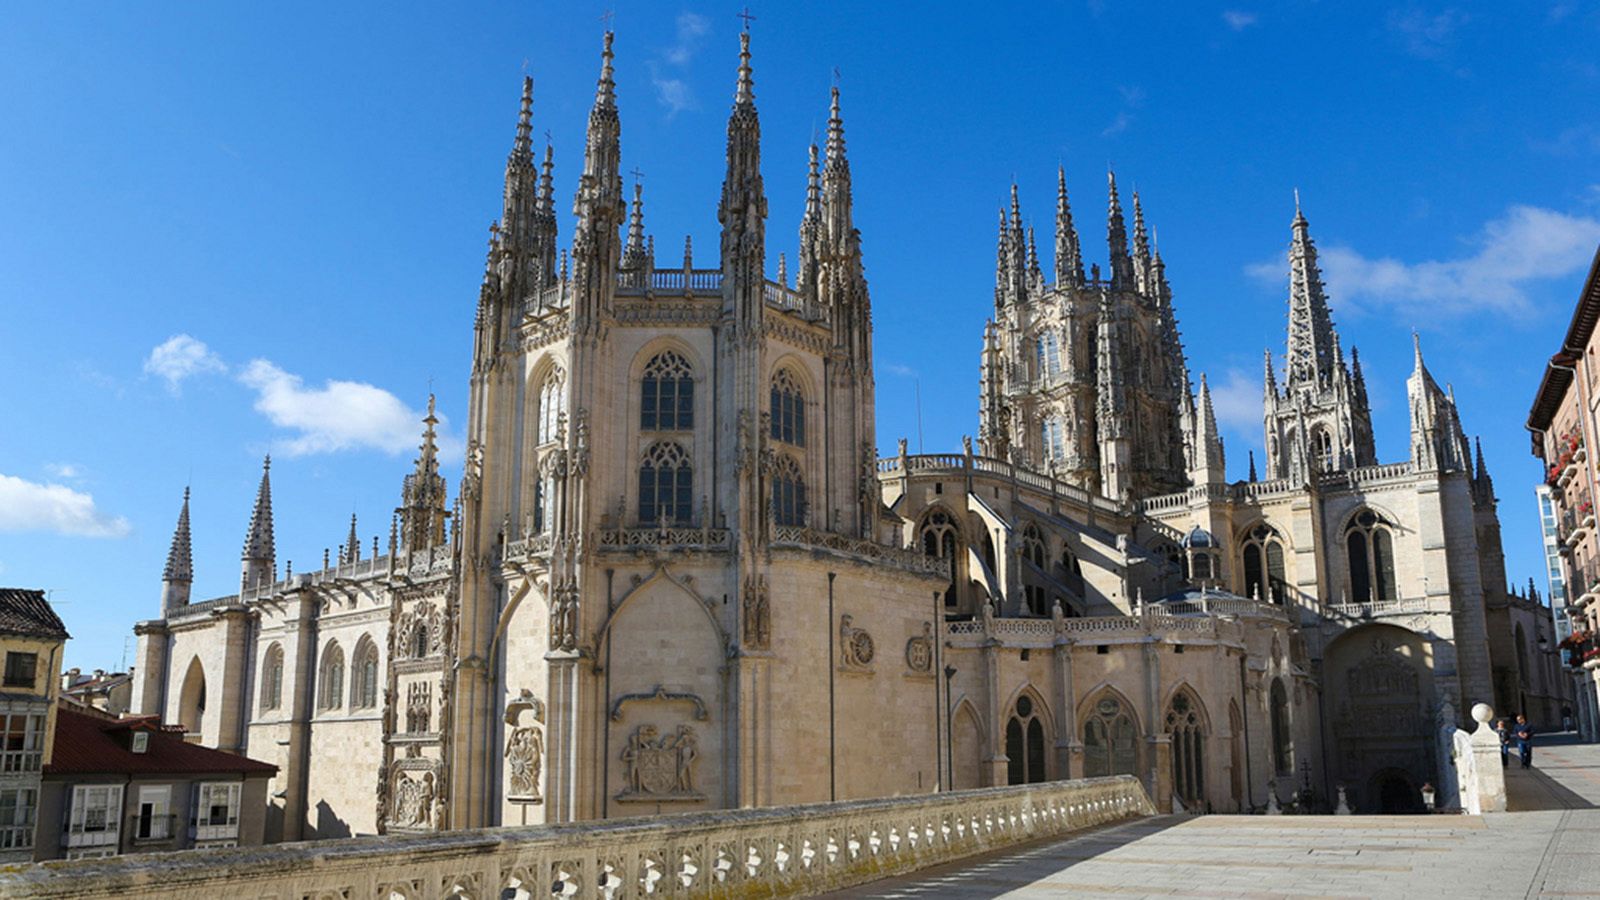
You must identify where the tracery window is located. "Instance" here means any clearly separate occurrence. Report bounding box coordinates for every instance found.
[351,637,379,710]
[1083,693,1138,778]
[641,351,694,431]
[1166,690,1205,808]
[1035,332,1060,379]
[536,367,566,445]
[1270,678,1292,775]
[1241,523,1287,605]
[770,368,806,447]
[1313,427,1335,473]
[318,642,345,712]
[920,510,959,607]
[1041,416,1065,462]
[771,453,806,527]
[1005,694,1048,785]
[260,643,284,712]
[1345,510,1398,604]
[639,441,693,527]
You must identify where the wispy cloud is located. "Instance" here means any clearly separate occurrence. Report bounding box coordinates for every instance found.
[1386,7,1468,62]
[239,359,448,458]
[44,462,82,480]
[144,334,226,393]
[1246,204,1600,320]
[1222,10,1258,31]
[0,473,130,538]
[883,363,918,378]
[1204,369,1264,435]
[650,12,711,117]
[1102,85,1145,138]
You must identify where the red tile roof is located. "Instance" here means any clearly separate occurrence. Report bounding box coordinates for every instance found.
[44,707,277,777]
[0,589,69,640]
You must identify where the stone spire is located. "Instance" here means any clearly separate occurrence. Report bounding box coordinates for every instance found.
[1263,349,1278,399]
[1106,171,1134,288]
[719,29,767,328]
[1473,436,1496,505]
[1285,199,1339,388]
[1131,190,1152,290]
[1054,166,1084,287]
[1248,450,1259,482]
[622,181,648,270]
[570,31,624,334]
[1096,288,1128,497]
[797,143,823,298]
[398,396,450,554]
[994,206,1010,311]
[240,456,275,591]
[819,85,870,351]
[161,487,193,609]
[978,319,1006,458]
[343,513,360,564]
[823,86,855,250]
[1407,333,1470,473]
[1191,374,1225,484]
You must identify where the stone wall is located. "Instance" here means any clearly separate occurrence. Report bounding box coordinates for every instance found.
[0,775,1154,899]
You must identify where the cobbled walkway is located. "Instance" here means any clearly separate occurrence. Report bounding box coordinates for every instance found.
[831,733,1600,899]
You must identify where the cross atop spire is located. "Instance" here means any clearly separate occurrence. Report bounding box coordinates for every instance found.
[737,6,756,31]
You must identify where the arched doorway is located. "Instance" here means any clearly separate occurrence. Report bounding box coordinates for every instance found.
[1370,769,1422,814]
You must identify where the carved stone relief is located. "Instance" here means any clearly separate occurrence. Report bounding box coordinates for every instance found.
[742,575,770,649]
[406,682,433,734]
[617,724,703,802]
[905,621,934,673]
[839,614,875,671]
[504,691,545,803]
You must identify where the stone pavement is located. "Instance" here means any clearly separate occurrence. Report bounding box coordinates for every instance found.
[832,733,1600,899]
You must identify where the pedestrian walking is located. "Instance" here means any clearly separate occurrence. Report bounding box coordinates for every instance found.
[1496,718,1511,768]
[1515,714,1535,769]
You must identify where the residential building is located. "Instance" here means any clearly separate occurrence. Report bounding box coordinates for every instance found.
[61,669,133,717]
[0,589,69,862]
[35,705,275,859]
[1528,243,1600,742]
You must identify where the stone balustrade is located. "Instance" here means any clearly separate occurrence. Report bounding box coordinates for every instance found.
[0,776,1155,899]
[947,599,1283,648]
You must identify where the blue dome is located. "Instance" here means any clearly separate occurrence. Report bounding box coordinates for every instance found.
[1182,526,1215,549]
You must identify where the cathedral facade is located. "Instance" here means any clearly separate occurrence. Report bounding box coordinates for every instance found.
[130,31,1518,838]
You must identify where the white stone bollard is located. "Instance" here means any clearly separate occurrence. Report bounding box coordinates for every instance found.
[1468,703,1506,813]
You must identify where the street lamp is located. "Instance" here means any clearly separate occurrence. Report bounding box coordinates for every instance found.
[1420,782,1436,813]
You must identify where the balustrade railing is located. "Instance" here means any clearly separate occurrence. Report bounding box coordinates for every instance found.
[0,777,1153,899]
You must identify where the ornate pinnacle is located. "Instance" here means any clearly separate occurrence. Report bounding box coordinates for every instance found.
[163,487,193,584]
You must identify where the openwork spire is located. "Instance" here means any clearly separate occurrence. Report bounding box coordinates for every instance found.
[1055,166,1084,286]
[623,181,648,269]
[1285,199,1339,388]
[343,513,360,564]
[163,487,193,584]
[1106,171,1133,287]
[822,86,853,243]
[240,456,275,590]
[398,395,449,554]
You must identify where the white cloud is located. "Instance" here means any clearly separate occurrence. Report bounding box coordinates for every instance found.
[1246,204,1600,319]
[144,334,226,392]
[650,12,711,117]
[1204,369,1264,435]
[1222,10,1257,30]
[1386,7,1467,61]
[1101,112,1131,137]
[0,473,131,538]
[883,363,918,378]
[44,463,82,480]
[239,359,443,457]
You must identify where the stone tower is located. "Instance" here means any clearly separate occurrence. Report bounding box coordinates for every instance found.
[1262,200,1376,481]
[978,170,1192,500]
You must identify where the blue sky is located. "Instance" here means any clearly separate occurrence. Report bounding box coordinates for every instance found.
[3,3,1598,670]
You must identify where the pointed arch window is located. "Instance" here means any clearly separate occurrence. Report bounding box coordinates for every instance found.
[260,644,284,712]
[1005,694,1048,785]
[1166,690,1206,808]
[1041,415,1065,462]
[1036,332,1060,379]
[770,368,806,447]
[1083,694,1138,778]
[920,510,959,607]
[318,642,345,712]
[772,453,806,527]
[1312,427,1335,473]
[1021,524,1048,615]
[639,441,693,527]
[536,367,566,445]
[1241,524,1287,605]
[641,351,694,431]
[351,638,379,710]
[1270,678,1292,775]
[1345,510,1397,604]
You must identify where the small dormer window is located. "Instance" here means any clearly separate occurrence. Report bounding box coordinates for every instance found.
[131,732,149,754]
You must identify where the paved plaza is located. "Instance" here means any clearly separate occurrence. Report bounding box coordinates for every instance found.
[834,733,1600,899]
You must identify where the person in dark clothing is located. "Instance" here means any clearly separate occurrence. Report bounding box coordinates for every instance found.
[1514,715,1535,769]
[1496,718,1511,768]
